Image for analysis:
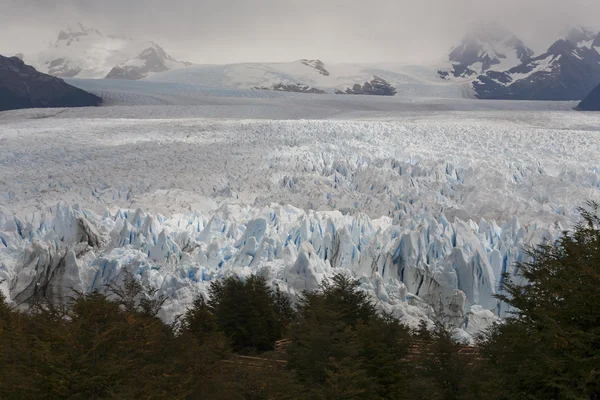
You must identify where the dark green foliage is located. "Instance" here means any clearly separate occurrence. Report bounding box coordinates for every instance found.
[179,295,221,344]
[106,272,167,317]
[0,277,226,399]
[208,275,290,352]
[2,203,600,400]
[482,202,600,400]
[288,273,410,400]
[408,321,480,400]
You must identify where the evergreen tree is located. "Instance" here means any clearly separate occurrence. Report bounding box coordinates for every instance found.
[483,202,600,400]
[409,321,475,400]
[208,275,289,352]
[289,273,410,400]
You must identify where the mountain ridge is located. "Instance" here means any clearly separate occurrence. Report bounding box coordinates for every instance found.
[25,23,189,80]
[0,54,101,111]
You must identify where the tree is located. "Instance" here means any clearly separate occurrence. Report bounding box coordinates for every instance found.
[288,273,410,400]
[106,272,167,317]
[208,275,290,352]
[409,321,477,400]
[482,202,600,400]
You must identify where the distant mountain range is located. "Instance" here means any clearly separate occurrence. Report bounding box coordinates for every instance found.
[23,23,189,80]
[13,22,600,102]
[0,54,101,111]
[439,25,600,101]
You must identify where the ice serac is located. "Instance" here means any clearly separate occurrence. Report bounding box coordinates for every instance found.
[0,54,101,111]
[0,202,561,340]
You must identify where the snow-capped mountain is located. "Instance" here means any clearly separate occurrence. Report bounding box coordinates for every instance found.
[565,27,598,48]
[106,43,191,80]
[26,23,188,80]
[474,28,600,100]
[438,22,534,79]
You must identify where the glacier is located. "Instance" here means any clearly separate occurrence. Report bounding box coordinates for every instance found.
[1,94,600,339]
[0,203,550,338]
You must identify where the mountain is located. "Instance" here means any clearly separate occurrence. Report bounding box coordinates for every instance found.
[0,54,101,112]
[26,23,188,80]
[577,82,600,110]
[146,60,463,98]
[565,27,598,48]
[105,43,191,80]
[439,22,534,79]
[473,29,600,100]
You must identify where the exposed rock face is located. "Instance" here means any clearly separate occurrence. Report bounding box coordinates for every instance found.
[565,27,597,46]
[105,44,190,80]
[340,76,397,96]
[594,32,600,48]
[0,54,101,112]
[299,59,330,76]
[254,83,325,94]
[474,37,600,100]
[440,22,534,79]
[577,82,600,111]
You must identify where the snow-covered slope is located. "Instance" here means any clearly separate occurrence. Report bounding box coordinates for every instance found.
[565,27,598,49]
[438,24,600,101]
[146,60,468,98]
[438,22,534,79]
[26,23,187,80]
[1,105,599,339]
[474,30,600,100]
[105,43,190,80]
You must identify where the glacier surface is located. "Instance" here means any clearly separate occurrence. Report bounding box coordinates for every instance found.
[1,96,599,339]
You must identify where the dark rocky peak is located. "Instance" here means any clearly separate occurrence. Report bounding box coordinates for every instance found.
[565,27,597,45]
[340,76,396,96]
[105,43,188,80]
[546,39,577,55]
[577,83,600,111]
[138,43,176,63]
[0,54,101,111]
[503,35,535,61]
[443,22,534,78]
[14,53,23,60]
[0,55,33,73]
[299,59,330,76]
[254,83,325,94]
[593,32,600,48]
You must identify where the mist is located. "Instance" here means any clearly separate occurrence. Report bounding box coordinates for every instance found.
[2,0,600,64]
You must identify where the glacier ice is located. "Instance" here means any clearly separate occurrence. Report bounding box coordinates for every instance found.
[0,202,559,339]
[1,106,600,339]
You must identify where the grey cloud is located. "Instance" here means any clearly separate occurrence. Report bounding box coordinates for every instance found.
[1,0,600,64]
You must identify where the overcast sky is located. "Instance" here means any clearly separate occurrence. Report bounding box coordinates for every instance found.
[1,0,599,64]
